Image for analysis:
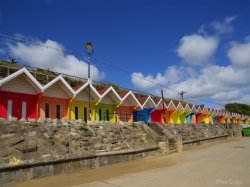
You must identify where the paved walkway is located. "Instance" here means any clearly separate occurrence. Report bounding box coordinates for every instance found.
[11,138,250,187]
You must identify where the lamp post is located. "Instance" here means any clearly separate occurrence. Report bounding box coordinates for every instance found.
[85,42,94,122]
[161,89,166,124]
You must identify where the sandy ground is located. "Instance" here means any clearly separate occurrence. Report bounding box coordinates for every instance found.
[10,137,250,187]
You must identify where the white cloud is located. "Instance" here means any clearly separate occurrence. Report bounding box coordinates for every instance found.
[131,64,250,106]
[7,39,105,81]
[131,16,250,108]
[227,40,250,68]
[211,90,242,102]
[177,34,219,66]
[210,16,237,34]
[131,66,188,90]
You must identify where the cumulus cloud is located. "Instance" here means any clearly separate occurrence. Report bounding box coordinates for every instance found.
[211,90,242,102]
[227,39,250,68]
[210,16,237,34]
[177,34,219,66]
[7,39,105,81]
[131,15,250,107]
[131,66,189,90]
[131,64,250,106]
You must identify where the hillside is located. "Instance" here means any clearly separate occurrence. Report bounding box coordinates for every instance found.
[225,103,250,116]
[0,59,173,101]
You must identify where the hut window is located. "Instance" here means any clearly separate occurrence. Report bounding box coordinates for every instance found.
[22,101,27,119]
[7,100,12,120]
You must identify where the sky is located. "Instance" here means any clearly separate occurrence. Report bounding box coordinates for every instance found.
[1,0,250,108]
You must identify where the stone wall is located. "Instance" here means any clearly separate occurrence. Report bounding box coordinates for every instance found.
[161,123,229,143]
[218,124,243,137]
[0,119,241,186]
[0,120,158,181]
[148,123,231,152]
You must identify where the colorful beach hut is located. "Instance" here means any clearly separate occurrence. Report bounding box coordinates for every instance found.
[0,68,43,120]
[171,101,185,124]
[70,81,101,122]
[179,103,191,124]
[150,98,168,124]
[163,99,177,124]
[133,96,156,123]
[212,110,219,123]
[116,90,142,122]
[95,86,121,122]
[39,75,74,120]
[195,105,205,124]
[216,110,225,123]
[186,104,197,124]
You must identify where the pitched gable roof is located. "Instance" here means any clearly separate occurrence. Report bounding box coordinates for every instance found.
[119,91,142,109]
[73,81,87,91]
[98,86,121,104]
[0,67,43,92]
[43,75,75,97]
[119,90,130,99]
[74,81,101,101]
[164,99,176,110]
[136,95,156,108]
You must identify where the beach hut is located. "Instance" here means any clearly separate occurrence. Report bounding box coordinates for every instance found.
[39,75,74,120]
[116,91,142,122]
[0,68,43,120]
[163,100,177,124]
[171,101,185,124]
[150,98,168,124]
[216,110,225,123]
[186,104,197,124]
[95,86,121,122]
[213,110,220,123]
[179,103,191,124]
[133,95,156,123]
[195,105,205,124]
[70,81,100,122]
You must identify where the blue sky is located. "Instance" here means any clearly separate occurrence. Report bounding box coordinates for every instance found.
[1,0,250,108]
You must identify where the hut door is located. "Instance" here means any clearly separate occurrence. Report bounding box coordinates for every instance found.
[99,108,102,121]
[75,106,79,120]
[45,103,49,118]
[83,107,87,122]
[106,109,109,121]
[56,105,61,119]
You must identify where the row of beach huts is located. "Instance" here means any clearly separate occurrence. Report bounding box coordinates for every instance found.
[0,67,249,124]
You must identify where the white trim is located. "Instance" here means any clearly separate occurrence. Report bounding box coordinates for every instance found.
[142,96,157,108]
[196,105,203,113]
[190,104,197,112]
[42,75,75,97]
[0,68,43,91]
[99,86,121,103]
[175,102,185,111]
[155,98,168,110]
[183,104,191,112]
[121,91,142,109]
[166,100,177,110]
[74,82,101,99]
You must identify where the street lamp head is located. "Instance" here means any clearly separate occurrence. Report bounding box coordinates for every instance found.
[85,42,93,52]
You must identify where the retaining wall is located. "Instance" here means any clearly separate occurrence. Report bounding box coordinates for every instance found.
[0,146,158,186]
